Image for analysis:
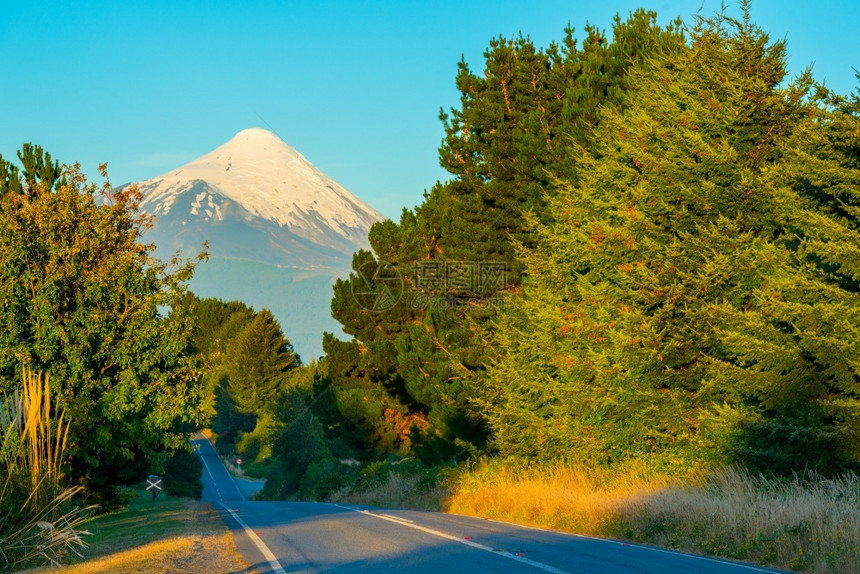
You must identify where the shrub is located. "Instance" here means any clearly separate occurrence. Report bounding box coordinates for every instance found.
[165,448,203,499]
[299,457,357,500]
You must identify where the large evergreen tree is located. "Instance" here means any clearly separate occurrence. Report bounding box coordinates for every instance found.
[225,308,299,416]
[193,299,301,460]
[483,8,860,473]
[326,10,686,461]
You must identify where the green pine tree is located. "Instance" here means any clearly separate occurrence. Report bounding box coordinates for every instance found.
[325,11,687,462]
[225,308,299,416]
[483,6,860,474]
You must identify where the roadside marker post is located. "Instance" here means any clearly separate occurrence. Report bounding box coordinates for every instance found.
[146,474,163,500]
[236,458,242,472]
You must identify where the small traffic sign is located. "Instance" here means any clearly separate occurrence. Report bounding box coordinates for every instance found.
[146,475,163,500]
[236,458,243,466]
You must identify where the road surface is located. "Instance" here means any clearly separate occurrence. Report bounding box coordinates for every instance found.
[193,436,781,574]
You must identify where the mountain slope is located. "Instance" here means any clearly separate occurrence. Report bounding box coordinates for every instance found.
[135,128,383,358]
[138,128,382,268]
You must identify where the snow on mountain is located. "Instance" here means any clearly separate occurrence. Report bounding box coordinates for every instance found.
[137,128,383,267]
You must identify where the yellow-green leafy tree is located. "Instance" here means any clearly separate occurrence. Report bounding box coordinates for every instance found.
[0,147,204,495]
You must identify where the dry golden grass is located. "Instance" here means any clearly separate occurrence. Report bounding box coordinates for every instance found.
[445,460,671,533]
[1,369,94,571]
[621,468,860,573]
[444,462,859,574]
[26,492,254,574]
[46,532,249,574]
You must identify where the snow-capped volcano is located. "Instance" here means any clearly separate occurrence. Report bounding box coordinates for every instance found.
[137,128,383,267]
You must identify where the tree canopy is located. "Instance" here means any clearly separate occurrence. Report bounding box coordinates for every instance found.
[320,6,859,477]
[325,10,687,462]
[483,10,860,474]
[0,149,204,490]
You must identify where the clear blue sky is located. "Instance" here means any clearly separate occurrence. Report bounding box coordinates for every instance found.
[1,1,857,219]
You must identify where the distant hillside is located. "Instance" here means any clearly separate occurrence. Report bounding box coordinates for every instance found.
[189,257,344,360]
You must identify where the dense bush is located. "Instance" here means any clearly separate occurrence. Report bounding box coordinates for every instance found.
[299,456,358,500]
[164,448,203,499]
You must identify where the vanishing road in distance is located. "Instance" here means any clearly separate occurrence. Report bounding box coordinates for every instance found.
[194,436,781,574]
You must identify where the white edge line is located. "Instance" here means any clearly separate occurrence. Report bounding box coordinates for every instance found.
[225,464,246,501]
[194,440,222,504]
[380,513,414,523]
[219,503,287,574]
[331,504,569,574]
[195,436,245,502]
[197,436,773,574]
[195,439,284,573]
[606,541,779,573]
[476,515,777,573]
[217,443,246,501]
[195,440,285,573]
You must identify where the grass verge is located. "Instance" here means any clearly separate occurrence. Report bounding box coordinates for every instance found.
[27,489,253,574]
[445,463,859,574]
[327,460,859,574]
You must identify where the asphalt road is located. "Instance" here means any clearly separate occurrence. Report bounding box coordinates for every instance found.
[193,436,781,574]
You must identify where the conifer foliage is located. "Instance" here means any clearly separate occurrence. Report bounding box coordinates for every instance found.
[225,308,299,416]
[189,298,300,459]
[484,9,860,473]
[325,11,686,462]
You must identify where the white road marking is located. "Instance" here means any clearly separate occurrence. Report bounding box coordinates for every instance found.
[219,503,287,574]
[478,516,777,573]
[602,540,777,573]
[196,438,284,573]
[381,513,413,523]
[197,437,773,573]
[225,464,246,501]
[195,437,244,501]
[196,442,221,502]
[332,505,569,574]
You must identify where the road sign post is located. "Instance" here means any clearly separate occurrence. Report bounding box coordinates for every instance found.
[236,458,242,472]
[146,474,163,500]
